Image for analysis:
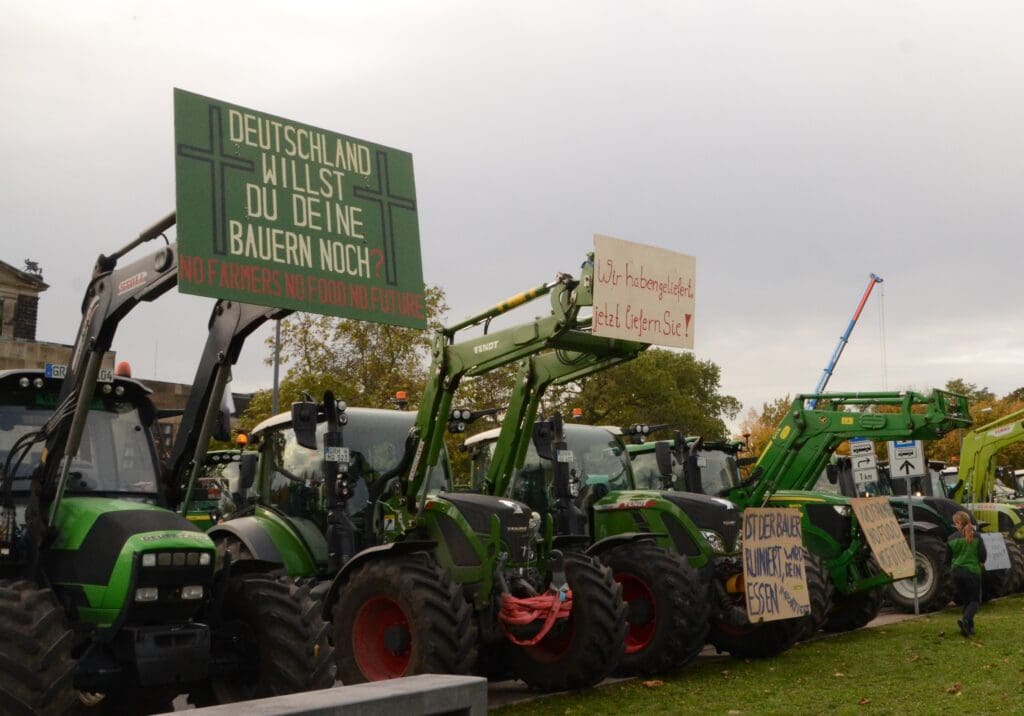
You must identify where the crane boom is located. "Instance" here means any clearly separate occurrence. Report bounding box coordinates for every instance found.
[807,273,883,408]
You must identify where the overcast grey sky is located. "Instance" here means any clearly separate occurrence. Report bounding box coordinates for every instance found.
[3,1,1022,431]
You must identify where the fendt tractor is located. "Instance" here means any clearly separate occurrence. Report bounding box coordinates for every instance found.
[464,343,825,663]
[206,258,633,692]
[0,216,333,714]
[631,391,972,634]
[820,455,1023,607]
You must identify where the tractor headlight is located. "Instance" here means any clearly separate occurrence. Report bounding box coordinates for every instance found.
[101,384,112,394]
[141,553,156,567]
[18,377,30,388]
[135,587,159,602]
[32,378,44,388]
[181,585,204,600]
[833,505,851,518]
[700,529,726,553]
[199,552,211,566]
[528,511,541,538]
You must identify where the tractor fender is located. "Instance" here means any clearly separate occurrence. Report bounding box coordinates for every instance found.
[585,532,658,558]
[320,540,436,622]
[900,520,946,538]
[208,517,284,566]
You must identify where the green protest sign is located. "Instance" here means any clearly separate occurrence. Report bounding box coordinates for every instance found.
[174,88,426,328]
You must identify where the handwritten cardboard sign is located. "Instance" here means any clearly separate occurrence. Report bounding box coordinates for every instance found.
[850,497,916,580]
[980,533,1011,571]
[592,234,696,350]
[741,508,811,622]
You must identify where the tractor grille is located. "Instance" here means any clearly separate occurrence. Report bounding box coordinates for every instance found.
[440,493,533,563]
[803,504,852,550]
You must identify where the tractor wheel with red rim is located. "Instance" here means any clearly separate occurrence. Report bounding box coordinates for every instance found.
[506,552,627,692]
[601,541,710,676]
[333,553,477,684]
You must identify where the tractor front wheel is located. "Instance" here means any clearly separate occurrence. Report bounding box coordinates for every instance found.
[189,574,334,706]
[885,534,954,613]
[823,586,884,632]
[0,580,76,716]
[333,553,477,684]
[710,549,829,657]
[506,552,627,692]
[601,542,709,676]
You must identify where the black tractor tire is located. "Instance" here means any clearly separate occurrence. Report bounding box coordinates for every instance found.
[0,580,76,716]
[189,573,334,706]
[600,542,709,676]
[506,552,627,692]
[333,553,477,684]
[823,586,884,633]
[798,550,835,641]
[1005,538,1024,593]
[710,549,828,657]
[885,534,954,613]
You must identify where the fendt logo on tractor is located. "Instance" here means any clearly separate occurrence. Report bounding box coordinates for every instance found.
[473,340,499,354]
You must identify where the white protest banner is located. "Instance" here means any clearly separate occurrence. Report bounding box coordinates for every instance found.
[741,508,811,622]
[592,234,696,350]
[980,533,1011,571]
[851,497,915,579]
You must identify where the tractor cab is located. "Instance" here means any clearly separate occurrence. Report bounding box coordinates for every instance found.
[1,369,161,503]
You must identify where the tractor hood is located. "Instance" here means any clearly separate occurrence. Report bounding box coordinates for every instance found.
[46,497,216,627]
[658,491,741,550]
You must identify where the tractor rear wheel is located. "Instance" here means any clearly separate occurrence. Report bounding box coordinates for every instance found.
[823,586,884,632]
[0,579,76,716]
[710,549,828,657]
[333,553,477,684]
[600,542,709,676]
[188,573,334,706]
[885,534,954,613]
[506,552,627,691]
[1007,539,1024,593]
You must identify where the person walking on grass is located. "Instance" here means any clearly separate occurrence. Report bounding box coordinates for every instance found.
[949,511,986,637]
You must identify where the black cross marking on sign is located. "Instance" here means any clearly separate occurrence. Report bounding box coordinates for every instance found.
[177,105,255,255]
[353,150,417,285]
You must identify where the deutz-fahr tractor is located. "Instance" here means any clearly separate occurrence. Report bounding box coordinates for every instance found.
[207,259,630,691]
[0,216,333,714]
[464,343,825,663]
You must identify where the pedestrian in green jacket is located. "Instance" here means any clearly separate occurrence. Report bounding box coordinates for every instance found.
[948,511,987,637]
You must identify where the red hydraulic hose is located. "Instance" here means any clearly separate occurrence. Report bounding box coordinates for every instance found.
[498,589,574,646]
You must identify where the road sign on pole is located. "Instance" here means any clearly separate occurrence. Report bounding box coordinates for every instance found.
[174,88,426,328]
[886,439,927,479]
[848,438,878,492]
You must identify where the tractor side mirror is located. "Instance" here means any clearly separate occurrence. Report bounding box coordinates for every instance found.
[238,452,258,491]
[532,421,556,461]
[825,463,839,485]
[291,400,319,450]
[655,442,674,479]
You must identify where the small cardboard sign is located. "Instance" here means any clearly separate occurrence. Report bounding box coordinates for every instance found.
[850,497,916,579]
[980,533,1011,571]
[592,234,696,350]
[741,508,811,622]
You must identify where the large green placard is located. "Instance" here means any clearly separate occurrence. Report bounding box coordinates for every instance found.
[174,88,426,327]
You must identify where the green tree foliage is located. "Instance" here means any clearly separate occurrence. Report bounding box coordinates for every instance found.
[549,349,740,441]
[739,395,793,458]
[240,286,447,430]
[944,378,995,402]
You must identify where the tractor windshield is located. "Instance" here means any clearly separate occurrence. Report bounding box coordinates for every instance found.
[0,396,159,495]
[695,449,744,497]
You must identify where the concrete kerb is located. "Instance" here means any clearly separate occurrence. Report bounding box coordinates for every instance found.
[165,674,487,716]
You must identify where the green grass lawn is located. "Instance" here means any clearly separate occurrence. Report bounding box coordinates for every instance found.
[497,596,1024,715]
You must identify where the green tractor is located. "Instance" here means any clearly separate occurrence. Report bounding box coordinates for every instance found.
[818,454,1023,606]
[463,343,825,664]
[181,442,248,531]
[0,217,332,714]
[207,260,630,691]
[630,391,972,634]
